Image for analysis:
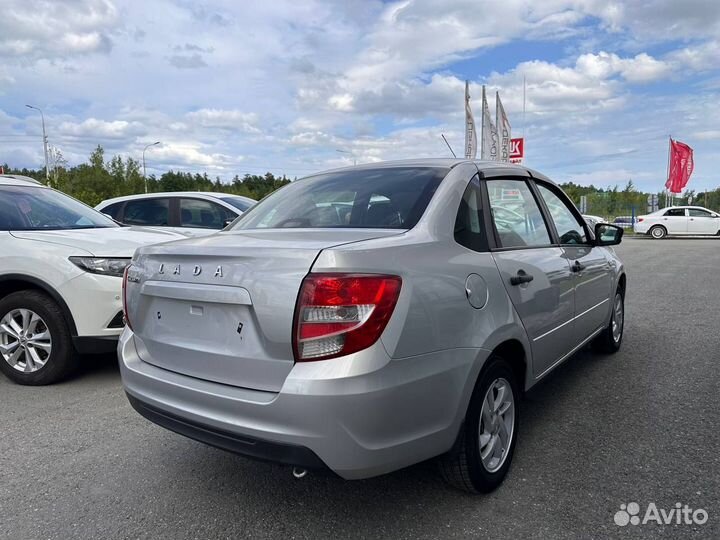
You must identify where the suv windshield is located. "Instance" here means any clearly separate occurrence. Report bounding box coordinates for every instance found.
[0,186,118,231]
[232,166,448,230]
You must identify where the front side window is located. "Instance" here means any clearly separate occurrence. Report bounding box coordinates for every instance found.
[688,208,712,217]
[536,183,588,244]
[233,167,448,230]
[0,186,117,231]
[123,198,170,226]
[664,208,686,217]
[487,179,552,248]
[180,199,231,229]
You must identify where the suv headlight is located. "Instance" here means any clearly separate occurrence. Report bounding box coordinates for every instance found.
[69,257,131,277]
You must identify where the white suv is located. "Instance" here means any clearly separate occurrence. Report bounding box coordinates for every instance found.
[0,175,182,385]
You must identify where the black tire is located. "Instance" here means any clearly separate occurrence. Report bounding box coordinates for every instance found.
[0,290,77,385]
[439,356,519,493]
[594,288,624,354]
[649,225,667,239]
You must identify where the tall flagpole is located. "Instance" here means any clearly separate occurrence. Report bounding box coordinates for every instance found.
[480,85,486,159]
[665,135,672,207]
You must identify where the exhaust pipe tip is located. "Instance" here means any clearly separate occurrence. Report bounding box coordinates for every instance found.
[292,467,308,479]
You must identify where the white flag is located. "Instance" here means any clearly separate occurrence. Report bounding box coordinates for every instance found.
[496,92,511,162]
[481,86,498,160]
[464,81,477,159]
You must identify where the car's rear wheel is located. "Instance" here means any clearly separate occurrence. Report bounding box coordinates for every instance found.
[649,225,667,239]
[594,288,624,353]
[0,291,76,385]
[439,356,519,493]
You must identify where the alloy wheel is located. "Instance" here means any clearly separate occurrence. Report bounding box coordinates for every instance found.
[612,293,624,343]
[478,377,515,473]
[0,309,52,373]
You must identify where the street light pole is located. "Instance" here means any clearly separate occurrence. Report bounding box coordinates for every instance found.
[25,104,50,185]
[142,141,161,193]
[335,148,356,166]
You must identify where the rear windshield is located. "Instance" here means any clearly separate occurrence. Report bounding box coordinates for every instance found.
[220,196,254,212]
[232,166,448,230]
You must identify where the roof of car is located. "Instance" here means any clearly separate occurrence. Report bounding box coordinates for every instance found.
[0,174,46,187]
[304,158,550,181]
[97,191,256,207]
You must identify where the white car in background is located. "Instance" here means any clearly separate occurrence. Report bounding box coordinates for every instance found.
[96,192,256,236]
[0,175,183,385]
[634,206,720,239]
[582,214,605,228]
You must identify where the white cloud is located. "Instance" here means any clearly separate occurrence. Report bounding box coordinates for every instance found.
[58,118,146,140]
[0,0,117,60]
[185,109,260,133]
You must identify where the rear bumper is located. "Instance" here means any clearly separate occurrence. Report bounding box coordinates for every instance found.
[633,222,649,234]
[126,393,329,471]
[119,329,487,480]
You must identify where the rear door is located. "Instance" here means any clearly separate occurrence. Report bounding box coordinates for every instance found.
[687,208,719,235]
[534,181,614,342]
[661,208,688,234]
[122,197,171,227]
[484,176,576,378]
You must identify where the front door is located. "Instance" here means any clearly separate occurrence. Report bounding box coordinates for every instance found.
[534,182,614,341]
[687,208,720,235]
[486,178,576,378]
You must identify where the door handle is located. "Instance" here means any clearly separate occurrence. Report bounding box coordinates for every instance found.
[571,261,586,272]
[510,270,534,286]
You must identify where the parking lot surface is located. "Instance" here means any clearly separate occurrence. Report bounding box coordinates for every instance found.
[1,238,718,539]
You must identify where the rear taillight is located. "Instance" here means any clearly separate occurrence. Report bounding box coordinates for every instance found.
[122,266,132,331]
[637,218,644,222]
[293,273,402,361]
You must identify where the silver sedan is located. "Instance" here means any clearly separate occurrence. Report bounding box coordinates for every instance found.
[119,159,626,493]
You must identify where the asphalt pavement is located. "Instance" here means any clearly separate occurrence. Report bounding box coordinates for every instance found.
[1,238,718,539]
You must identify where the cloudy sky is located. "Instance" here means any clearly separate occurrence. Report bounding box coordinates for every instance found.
[1,0,719,191]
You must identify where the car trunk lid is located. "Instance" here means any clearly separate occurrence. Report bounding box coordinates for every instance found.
[126,229,403,391]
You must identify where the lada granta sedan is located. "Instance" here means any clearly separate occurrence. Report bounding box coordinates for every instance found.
[119,159,626,493]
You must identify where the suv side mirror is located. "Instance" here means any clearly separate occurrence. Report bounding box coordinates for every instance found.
[594,223,623,246]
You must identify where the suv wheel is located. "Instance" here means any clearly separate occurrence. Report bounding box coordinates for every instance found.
[649,225,667,239]
[439,356,519,493]
[0,291,77,385]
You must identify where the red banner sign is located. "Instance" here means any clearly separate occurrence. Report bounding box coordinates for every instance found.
[665,139,694,194]
[509,137,524,164]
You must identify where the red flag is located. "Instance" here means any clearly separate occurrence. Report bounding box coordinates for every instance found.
[665,139,694,194]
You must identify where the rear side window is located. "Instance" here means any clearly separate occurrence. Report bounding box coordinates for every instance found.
[101,202,123,220]
[664,209,686,217]
[487,179,552,248]
[454,175,488,252]
[180,199,233,229]
[233,167,448,230]
[123,198,169,226]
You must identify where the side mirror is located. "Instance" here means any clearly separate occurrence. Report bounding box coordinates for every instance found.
[594,223,623,246]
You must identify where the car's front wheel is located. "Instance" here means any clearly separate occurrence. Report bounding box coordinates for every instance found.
[594,288,625,353]
[0,291,77,385]
[439,355,519,493]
